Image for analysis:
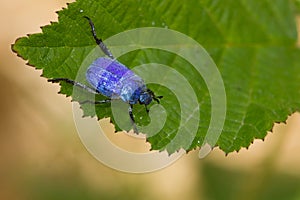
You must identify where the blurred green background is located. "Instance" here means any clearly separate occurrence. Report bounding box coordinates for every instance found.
[2,0,300,199]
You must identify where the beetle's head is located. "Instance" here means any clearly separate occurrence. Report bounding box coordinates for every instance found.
[139,89,163,105]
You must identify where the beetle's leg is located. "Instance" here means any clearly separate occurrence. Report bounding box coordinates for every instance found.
[84,16,114,59]
[145,105,149,113]
[129,104,139,134]
[48,78,99,94]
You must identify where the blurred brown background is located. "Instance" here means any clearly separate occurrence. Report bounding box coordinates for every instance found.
[2,0,300,199]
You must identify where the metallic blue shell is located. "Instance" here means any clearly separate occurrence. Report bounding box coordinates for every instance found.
[86,57,146,104]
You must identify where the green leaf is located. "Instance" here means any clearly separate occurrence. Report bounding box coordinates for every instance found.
[12,0,300,154]
[293,0,300,13]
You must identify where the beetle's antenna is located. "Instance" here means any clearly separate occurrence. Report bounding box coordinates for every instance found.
[84,16,114,59]
[147,89,163,103]
[153,95,163,103]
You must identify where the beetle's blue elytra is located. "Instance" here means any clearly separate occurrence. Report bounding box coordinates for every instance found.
[87,57,147,104]
[48,16,162,133]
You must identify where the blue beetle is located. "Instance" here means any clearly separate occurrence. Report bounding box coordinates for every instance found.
[48,17,162,133]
